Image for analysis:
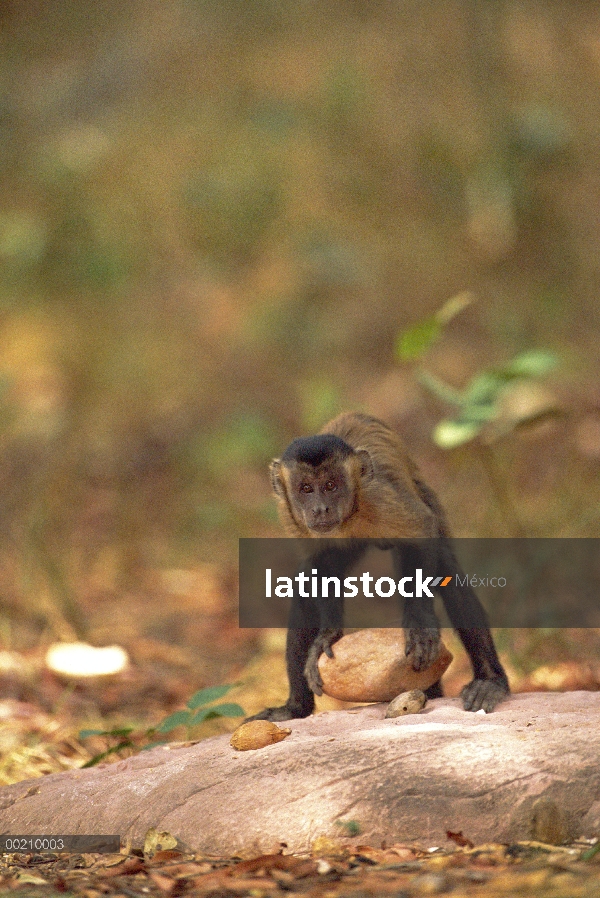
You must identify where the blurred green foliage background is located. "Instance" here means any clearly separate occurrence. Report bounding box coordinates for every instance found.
[0,0,599,644]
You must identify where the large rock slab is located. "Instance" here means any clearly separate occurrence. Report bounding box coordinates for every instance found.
[1,692,599,856]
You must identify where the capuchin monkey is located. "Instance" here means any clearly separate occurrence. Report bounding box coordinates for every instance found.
[249,412,509,721]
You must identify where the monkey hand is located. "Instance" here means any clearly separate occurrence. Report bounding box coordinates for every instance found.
[404,627,441,671]
[461,677,510,713]
[304,628,343,696]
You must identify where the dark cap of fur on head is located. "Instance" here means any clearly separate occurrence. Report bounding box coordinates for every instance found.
[281,434,352,467]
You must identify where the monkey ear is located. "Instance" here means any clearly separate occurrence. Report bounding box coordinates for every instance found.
[355,449,374,482]
[269,459,285,496]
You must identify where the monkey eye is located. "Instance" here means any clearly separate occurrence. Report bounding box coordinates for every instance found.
[300,484,313,493]
[324,480,337,491]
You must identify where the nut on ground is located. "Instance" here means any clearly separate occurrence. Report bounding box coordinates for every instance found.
[385,689,427,718]
[230,720,291,751]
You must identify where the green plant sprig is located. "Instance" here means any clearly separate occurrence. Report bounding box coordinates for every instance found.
[80,684,244,767]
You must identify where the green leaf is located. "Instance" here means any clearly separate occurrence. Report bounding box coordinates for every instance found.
[203,702,245,718]
[81,740,133,768]
[156,710,192,733]
[187,703,244,726]
[503,350,558,378]
[463,372,506,407]
[464,403,498,424]
[335,820,361,836]
[188,708,220,726]
[433,419,482,448]
[396,294,473,363]
[79,727,134,740]
[582,841,600,861]
[186,684,234,709]
[396,317,441,361]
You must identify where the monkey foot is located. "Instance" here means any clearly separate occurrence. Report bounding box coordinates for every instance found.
[245,703,311,722]
[461,678,510,713]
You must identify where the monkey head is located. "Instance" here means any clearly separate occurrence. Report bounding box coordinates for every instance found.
[270,434,374,536]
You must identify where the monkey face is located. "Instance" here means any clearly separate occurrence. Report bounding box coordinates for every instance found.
[270,433,374,537]
[286,462,356,534]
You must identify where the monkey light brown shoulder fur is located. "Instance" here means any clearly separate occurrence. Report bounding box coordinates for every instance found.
[271,412,443,540]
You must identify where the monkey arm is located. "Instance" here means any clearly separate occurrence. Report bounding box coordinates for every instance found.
[392,544,441,671]
[437,541,509,712]
[296,548,348,697]
[247,564,343,722]
[285,543,360,695]
[245,625,319,721]
[403,624,441,671]
[303,627,344,695]
[456,627,509,712]
[247,546,356,721]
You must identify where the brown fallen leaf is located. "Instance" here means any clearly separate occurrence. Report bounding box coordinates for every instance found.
[389,843,421,859]
[148,870,175,893]
[96,856,145,877]
[219,875,279,891]
[152,861,214,878]
[447,830,475,849]
[232,853,293,874]
[95,854,126,868]
[354,844,419,865]
[147,849,184,865]
[186,872,231,891]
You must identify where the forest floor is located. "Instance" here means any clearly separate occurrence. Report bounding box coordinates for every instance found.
[1,836,600,897]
